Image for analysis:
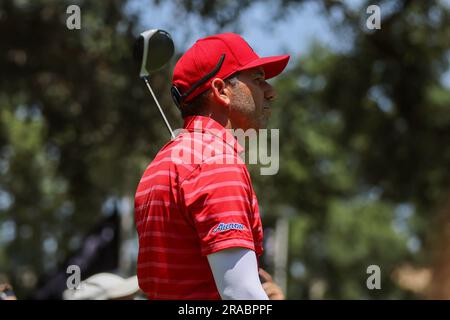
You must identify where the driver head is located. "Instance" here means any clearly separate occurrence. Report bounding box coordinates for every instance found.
[133,29,175,78]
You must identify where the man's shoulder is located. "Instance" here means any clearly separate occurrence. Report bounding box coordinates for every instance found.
[145,131,246,182]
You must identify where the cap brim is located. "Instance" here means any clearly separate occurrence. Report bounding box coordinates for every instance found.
[237,55,290,79]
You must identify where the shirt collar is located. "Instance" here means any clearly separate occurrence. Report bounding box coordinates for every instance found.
[183,116,244,154]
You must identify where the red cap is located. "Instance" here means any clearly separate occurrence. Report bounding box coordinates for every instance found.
[172,33,290,105]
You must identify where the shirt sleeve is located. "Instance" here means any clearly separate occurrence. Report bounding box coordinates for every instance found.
[180,160,257,256]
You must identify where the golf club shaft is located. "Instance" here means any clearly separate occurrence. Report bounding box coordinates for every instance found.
[143,77,176,139]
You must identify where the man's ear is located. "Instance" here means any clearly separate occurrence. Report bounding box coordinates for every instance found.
[210,78,231,108]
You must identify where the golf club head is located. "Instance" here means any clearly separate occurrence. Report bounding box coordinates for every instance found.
[133,29,175,78]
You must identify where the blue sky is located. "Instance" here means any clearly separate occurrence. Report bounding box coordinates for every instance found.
[126,0,450,87]
[126,0,342,58]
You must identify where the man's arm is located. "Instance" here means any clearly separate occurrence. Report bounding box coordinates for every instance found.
[207,248,269,300]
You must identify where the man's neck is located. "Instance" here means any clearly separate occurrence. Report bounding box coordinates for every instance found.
[198,110,232,130]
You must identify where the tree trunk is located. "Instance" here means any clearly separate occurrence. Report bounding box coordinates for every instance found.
[427,190,450,299]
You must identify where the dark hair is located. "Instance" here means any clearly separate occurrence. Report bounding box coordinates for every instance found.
[180,91,208,118]
[179,73,240,119]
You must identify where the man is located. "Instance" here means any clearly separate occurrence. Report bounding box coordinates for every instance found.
[134,33,289,300]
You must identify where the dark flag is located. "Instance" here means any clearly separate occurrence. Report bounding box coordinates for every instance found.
[29,208,120,299]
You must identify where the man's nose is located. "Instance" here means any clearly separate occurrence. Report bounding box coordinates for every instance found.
[264,82,277,101]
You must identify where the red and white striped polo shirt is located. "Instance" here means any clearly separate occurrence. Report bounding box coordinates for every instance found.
[134,115,264,300]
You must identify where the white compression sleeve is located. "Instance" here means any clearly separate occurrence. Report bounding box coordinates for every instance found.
[207,248,269,300]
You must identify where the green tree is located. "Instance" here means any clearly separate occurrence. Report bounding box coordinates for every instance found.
[0,0,176,297]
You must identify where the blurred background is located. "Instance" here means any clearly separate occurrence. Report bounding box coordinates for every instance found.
[1,0,450,299]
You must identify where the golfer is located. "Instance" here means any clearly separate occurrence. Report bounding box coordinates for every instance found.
[134,33,289,300]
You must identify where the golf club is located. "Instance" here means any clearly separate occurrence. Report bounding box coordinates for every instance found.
[133,29,176,139]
